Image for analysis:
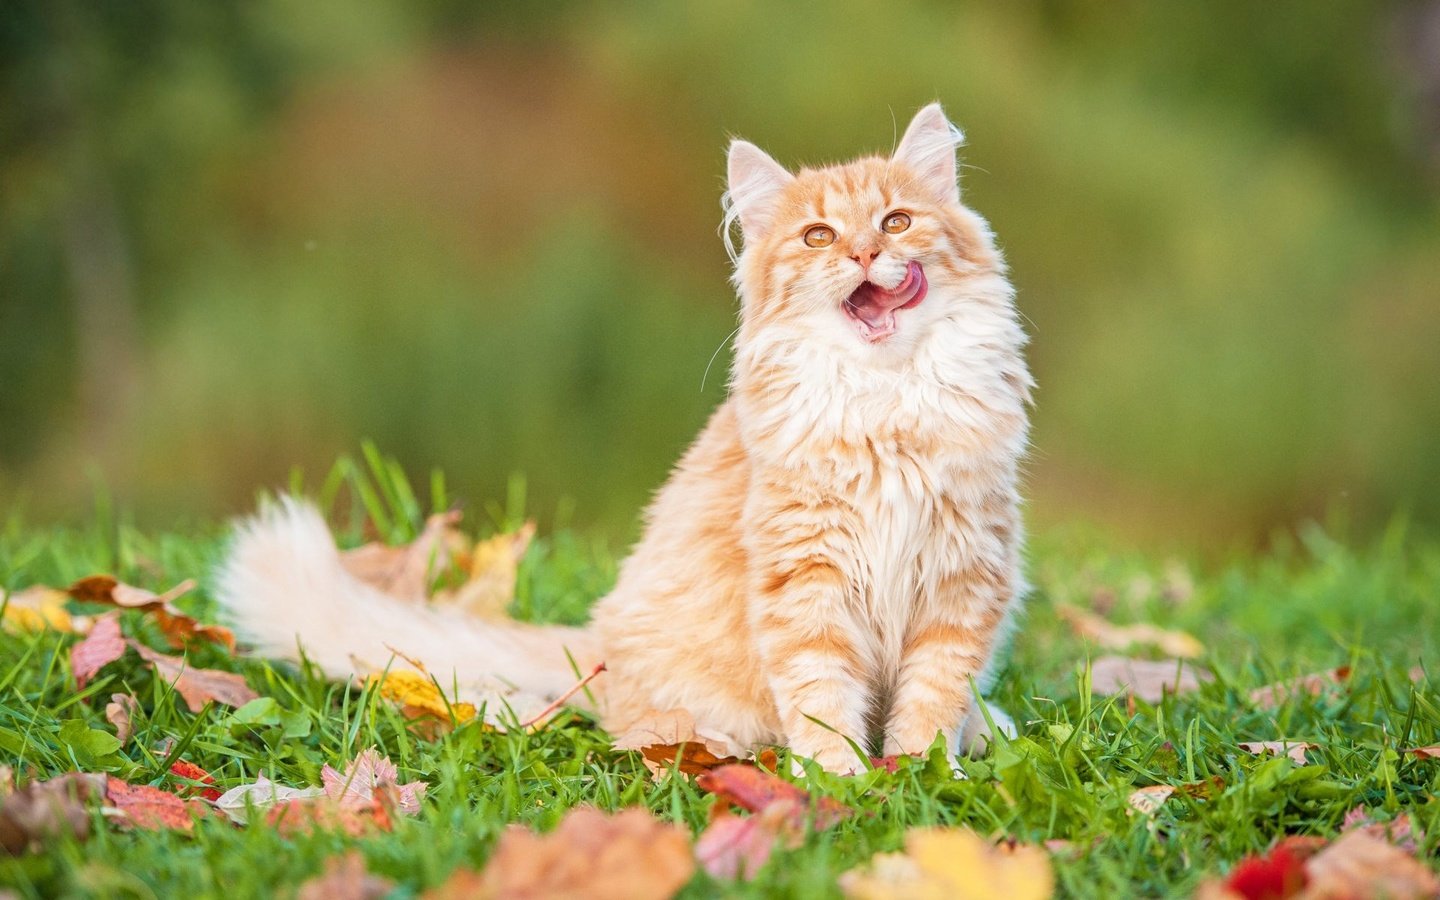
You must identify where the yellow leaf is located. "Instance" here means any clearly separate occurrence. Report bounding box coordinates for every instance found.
[432,522,535,620]
[841,829,1054,900]
[1,586,76,633]
[372,670,476,723]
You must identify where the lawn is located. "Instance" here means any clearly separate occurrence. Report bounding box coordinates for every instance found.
[2,457,1438,898]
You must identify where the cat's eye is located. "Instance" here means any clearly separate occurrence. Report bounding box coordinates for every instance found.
[882,211,912,234]
[803,225,835,248]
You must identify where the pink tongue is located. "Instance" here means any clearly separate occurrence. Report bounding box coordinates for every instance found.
[847,264,920,327]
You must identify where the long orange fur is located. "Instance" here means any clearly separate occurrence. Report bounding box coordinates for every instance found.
[216,103,1032,773]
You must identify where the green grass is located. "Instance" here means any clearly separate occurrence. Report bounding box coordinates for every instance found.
[1,455,1438,897]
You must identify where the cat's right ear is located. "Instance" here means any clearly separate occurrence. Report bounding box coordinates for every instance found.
[726,140,794,245]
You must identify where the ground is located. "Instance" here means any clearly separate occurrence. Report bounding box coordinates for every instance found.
[1,462,1437,898]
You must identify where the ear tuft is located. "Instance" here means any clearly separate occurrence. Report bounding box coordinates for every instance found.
[724,139,794,252]
[893,102,964,204]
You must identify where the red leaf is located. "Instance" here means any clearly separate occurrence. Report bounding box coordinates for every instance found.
[696,764,850,830]
[70,613,126,689]
[168,760,222,802]
[1224,841,1309,900]
[104,776,196,832]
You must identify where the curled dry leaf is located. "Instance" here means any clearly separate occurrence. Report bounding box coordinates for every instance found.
[67,575,235,652]
[424,807,693,900]
[1,586,83,634]
[1238,741,1315,766]
[1402,745,1440,759]
[612,708,744,776]
[340,510,464,603]
[840,828,1055,900]
[0,773,107,854]
[297,851,395,900]
[1127,785,1175,816]
[1057,605,1204,658]
[211,775,325,824]
[321,747,426,816]
[103,776,198,832]
[104,693,139,745]
[1087,655,1210,703]
[131,642,258,712]
[70,612,126,689]
[266,793,393,838]
[1248,666,1351,709]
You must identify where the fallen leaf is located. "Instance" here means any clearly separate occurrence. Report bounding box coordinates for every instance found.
[1057,605,1204,658]
[168,761,222,802]
[1248,667,1351,709]
[1086,656,1211,702]
[696,764,851,830]
[104,694,139,745]
[612,708,744,776]
[1205,838,1312,900]
[131,642,258,712]
[1402,745,1440,759]
[840,828,1054,900]
[70,613,126,689]
[298,851,394,900]
[1127,784,1175,816]
[211,775,326,824]
[340,511,464,602]
[371,669,477,733]
[1176,775,1226,801]
[431,522,535,619]
[321,747,426,816]
[868,755,905,774]
[103,776,196,832]
[425,807,693,900]
[266,793,393,837]
[1303,829,1439,899]
[696,801,799,880]
[1340,807,1421,854]
[67,575,234,652]
[0,773,106,854]
[1238,741,1315,766]
[1,586,80,633]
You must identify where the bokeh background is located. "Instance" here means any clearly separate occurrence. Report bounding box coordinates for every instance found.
[3,1,1438,549]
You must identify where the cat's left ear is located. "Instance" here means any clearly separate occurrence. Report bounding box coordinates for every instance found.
[726,139,794,244]
[893,102,964,205]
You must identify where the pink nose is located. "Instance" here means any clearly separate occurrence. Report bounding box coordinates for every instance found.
[850,247,878,270]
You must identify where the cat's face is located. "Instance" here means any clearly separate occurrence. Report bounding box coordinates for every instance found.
[726,104,1001,358]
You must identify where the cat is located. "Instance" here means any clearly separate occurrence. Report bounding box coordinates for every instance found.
[216,103,1033,773]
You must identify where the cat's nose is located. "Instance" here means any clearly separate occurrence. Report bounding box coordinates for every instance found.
[850,247,878,271]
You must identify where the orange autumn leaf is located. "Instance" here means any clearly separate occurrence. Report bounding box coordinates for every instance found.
[168,760,222,802]
[1057,605,1204,658]
[1402,745,1440,759]
[840,829,1055,900]
[131,642,258,712]
[612,708,744,776]
[104,776,198,832]
[697,764,851,830]
[265,793,394,838]
[423,807,694,900]
[1304,830,1438,899]
[1238,741,1315,766]
[67,575,235,652]
[70,612,126,689]
[371,669,477,728]
[695,764,851,881]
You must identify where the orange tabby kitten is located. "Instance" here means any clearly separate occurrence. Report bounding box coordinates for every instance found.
[217,103,1032,773]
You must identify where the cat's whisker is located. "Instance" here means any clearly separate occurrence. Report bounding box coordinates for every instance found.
[700,321,743,393]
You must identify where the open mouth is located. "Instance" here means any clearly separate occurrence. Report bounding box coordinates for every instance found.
[843,260,928,343]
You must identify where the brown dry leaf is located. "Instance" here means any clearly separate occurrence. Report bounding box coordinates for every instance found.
[696,764,851,830]
[265,794,393,838]
[371,669,477,730]
[67,575,235,652]
[612,708,744,776]
[104,693,139,745]
[1402,745,1440,759]
[0,773,106,854]
[840,828,1055,900]
[1057,605,1204,658]
[103,776,197,832]
[1126,785,1175,816]
[131,642,258,712]
[320,747,426,816]
[431,522,536,620]
[427,806,694,900]
[1248,666,1351,708]
[1087,656,1210,702]
[339,511,464,602]
[1341,807,1422,853]
[1301,829,1439,899]
[70,613,127,689]
[1238,741,1315,766]
[1,585,83,634]
[298,851,394,900]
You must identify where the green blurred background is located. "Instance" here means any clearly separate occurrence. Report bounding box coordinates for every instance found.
[3,1,1438,548]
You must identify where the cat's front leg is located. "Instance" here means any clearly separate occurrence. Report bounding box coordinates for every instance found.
[748,486,870,774]
[883,566,1012,758]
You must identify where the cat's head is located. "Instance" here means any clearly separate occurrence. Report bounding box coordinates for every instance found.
[724,103,1005,358]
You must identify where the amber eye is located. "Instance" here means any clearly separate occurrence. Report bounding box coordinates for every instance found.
[803,225,835,248]
[882,211,912,234]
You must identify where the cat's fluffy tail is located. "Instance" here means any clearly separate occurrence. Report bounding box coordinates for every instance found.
[213,498,602,715]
